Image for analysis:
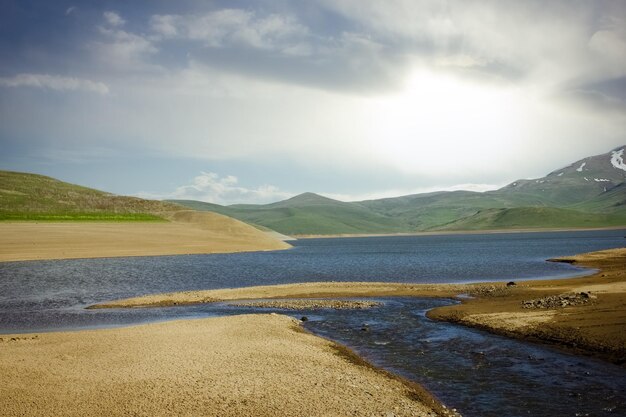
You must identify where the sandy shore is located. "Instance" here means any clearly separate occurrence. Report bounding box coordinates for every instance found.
[0,211,290,262]
[95,248,626,363]
[0,314,447,417]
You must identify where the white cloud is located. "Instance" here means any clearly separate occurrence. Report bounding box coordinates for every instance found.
[0,73,109,94]
[103,11,125,27]
[319,0,626,88]
[139,172,293,205]
[65,6,76,16]
[150,9,309,53]
[93,26,158,72]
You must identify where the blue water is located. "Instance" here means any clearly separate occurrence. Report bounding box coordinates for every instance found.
[1,229,625,416]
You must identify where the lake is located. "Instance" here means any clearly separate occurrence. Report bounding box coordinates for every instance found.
[1,229,625,416]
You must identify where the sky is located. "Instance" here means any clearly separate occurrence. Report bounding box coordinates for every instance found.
[1,0,625,205]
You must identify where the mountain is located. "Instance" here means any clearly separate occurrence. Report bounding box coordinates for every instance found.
[0,170,181,220]
[171,145,626,235]
[495,146,626,206]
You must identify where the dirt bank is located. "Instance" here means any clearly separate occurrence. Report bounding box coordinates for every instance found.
[427,248,626,364]
[0,210,290,262]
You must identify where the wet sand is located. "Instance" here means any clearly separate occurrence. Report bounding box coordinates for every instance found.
[0,211,290,262]
[95,248,626,363]
[0,314,445,417]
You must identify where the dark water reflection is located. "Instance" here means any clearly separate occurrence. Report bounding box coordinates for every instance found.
[301,298,626,417]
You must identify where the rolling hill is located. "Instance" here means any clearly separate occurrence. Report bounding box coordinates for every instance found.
[171,145,626,235]
[172,193,409,235]
[0,170,181,221]
[0,170,291,261]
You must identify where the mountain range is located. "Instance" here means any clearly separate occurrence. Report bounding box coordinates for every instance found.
[170,145,626,235]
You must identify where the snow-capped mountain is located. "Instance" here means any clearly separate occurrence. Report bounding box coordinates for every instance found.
[500,146,626,205]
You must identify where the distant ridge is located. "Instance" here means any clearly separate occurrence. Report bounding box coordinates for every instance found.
[171,145,626,235]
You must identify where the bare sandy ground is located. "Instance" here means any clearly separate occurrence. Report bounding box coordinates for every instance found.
[95,248,626,363]
[0,314,445,417]
[91,281,465,309]
[0,211,290,262]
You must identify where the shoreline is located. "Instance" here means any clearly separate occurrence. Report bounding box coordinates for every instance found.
[294,225,626,239]
[2,248,623,415]
[93,247,626,364]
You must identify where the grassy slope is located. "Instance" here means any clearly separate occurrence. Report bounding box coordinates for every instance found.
[169,193,410,235]
[359,190,552,230]
[172,189,626,235]
[433,207,626,231]
[0,170,180,221]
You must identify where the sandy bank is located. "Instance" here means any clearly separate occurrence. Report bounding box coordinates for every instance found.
[0,314,445,417]
[428,247,626,364]
[90,281,466,309]
[0,210,290,262]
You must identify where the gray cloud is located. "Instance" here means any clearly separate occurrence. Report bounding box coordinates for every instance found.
[103,11,125,27]
[2,1,626,202]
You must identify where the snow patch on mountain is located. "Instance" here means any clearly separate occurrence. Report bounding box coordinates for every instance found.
[576,162,586,172]
[610,149,626,172]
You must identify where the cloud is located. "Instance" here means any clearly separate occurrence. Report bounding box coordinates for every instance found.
[139,171,502,205]
[93,13,159,72]
[316,1,626,95]
[65,6,76,16]
[103,11,125,27]
[0,73,109,94]
[139,172,294,205]
[150,9,309,52]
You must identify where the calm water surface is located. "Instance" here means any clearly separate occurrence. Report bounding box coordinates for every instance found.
[1,230,625,416]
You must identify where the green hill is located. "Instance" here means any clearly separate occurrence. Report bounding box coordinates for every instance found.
[0,170,180,221]
[169,193,409,235]
[434,207,626,231]
[171,145,626,235]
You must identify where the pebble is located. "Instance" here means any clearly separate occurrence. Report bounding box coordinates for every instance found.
[522,292,597,309]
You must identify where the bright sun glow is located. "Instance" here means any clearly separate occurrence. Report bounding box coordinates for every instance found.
[365,69,527,174]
